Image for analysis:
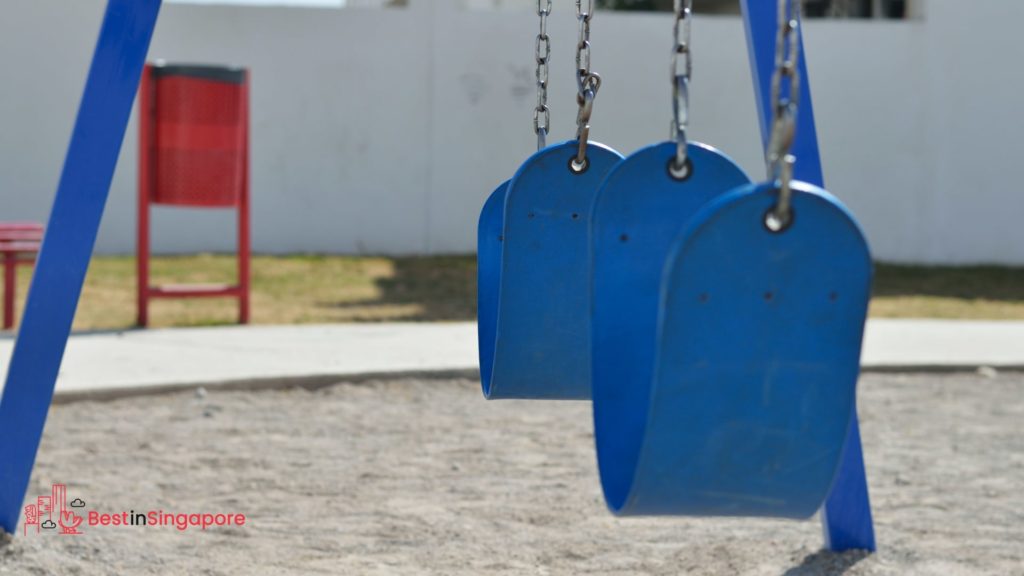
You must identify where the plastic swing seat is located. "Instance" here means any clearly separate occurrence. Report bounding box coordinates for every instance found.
[593,181,872,518]
[479,141,623,400]
[590,141,751,428]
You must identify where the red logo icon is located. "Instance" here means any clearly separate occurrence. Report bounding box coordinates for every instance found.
[23,483,85,536]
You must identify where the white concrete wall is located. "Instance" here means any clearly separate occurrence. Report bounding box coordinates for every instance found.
[0,0,1022,264]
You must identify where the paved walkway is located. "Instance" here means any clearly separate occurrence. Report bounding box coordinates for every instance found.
[0,319,1022,400]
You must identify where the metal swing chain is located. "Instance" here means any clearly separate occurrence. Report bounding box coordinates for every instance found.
[533,0,552,151]
[765,0,802,231]
[572,0,601,173]
[669,0,693,179]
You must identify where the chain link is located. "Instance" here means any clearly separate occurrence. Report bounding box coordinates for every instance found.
[765,0,802,230]
[533,0,552,150]
[669,0,693,179]
[572,0,600,172]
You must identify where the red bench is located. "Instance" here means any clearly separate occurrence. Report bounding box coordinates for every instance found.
[0,222,43,330]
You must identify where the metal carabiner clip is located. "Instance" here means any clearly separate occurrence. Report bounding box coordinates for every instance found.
[572,73,601,173]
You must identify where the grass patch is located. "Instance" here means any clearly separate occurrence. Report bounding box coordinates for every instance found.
[870,264,1024,319]
[3,256,1024,332]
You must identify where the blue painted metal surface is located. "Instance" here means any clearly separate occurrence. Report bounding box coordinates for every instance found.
[740,0,823,185]
[742,0,876,551]
[822,415,876,550]
[479,141,622,399]
[591,142,750,498]
[595,182,872,517]
[0,0,163,533]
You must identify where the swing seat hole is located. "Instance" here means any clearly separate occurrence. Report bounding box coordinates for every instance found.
[830,291,839,301]
[764,291,774,301]
[667,157,693,181]
[569,156,589,174]
[497,235,504,242]
[699,293,709,303]
[763,207,794,233]
[571,213,580,220]
[619,233,629,243]
[527,212,536,220]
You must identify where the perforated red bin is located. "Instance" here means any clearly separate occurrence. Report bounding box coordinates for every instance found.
[137,63,251,326]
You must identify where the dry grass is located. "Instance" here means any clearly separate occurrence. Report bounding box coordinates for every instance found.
[3,256,1024,332]
[6,254,475,331]
[870,264,1024,319]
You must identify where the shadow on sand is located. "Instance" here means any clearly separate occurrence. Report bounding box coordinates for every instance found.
[782,549,870,576]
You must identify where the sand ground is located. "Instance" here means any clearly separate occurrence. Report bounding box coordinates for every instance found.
[0,372,1021,575]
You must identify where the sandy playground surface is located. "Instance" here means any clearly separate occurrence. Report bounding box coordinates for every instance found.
[0,372,1021,575]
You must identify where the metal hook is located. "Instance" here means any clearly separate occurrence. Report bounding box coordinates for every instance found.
[765,154,795,233]
[572,73,600,173]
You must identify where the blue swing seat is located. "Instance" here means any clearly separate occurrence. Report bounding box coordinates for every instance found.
[594,181,872,518]
[478,141,623,400]
[591,141,751,449]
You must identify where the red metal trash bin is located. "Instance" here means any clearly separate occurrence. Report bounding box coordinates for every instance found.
[137,62,250,327]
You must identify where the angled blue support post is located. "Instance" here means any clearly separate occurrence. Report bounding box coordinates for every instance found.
[739,0,876,553]
[741,0,824,185]
[0,0,162,534]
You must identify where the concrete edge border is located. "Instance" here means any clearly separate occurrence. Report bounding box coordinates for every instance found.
[861,364,1024,374]
[53,368,481,404]
[50,364,1024,405]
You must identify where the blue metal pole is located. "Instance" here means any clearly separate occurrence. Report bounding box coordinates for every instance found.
[741,0,824,185]
[740,0,876,552]
[0,0,162,533]
[821,417,877,551]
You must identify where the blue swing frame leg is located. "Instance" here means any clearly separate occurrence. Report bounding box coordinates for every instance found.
[0,0,162,534]
[740,0,876,553]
